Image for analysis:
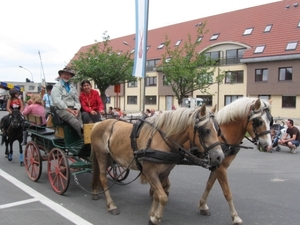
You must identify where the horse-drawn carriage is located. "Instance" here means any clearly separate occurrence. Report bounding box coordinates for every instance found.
[1,97,274,225]
[23,111,129,195]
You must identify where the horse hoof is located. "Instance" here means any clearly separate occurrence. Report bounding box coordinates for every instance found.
[20,161,24,167]
[200,209,211,216]
[148,219,158,225]
[91,194,100,200]
[109,208,120,215]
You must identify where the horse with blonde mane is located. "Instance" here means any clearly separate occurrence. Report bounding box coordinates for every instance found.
[90,105,224,225]
[185,97,273,225]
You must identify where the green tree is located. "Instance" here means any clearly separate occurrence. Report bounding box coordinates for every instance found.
[71,32,135,110]
[157,25,224,106]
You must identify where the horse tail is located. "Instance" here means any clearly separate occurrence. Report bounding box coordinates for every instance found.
[91,146,101,190]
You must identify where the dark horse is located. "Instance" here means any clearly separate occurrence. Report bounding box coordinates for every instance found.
[1,109,25,166]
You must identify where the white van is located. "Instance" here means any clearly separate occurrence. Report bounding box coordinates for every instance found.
[182,98,204,109]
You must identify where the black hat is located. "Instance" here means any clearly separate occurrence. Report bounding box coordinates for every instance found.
[9,88,19,95]
[58,67,75,77]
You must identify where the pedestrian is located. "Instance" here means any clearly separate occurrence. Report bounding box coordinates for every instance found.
[43,84,53,118]
[278,119,300,153]
[51,67,83,138]
[79,80,105,123]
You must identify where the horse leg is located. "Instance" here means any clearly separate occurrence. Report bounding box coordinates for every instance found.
[199,156,243,225]
[95,151,119,215]
[19,141,24,166]
[199,170,218,216]
[215,168,242,225]
[149,178,171,198]
[8,141,13,161]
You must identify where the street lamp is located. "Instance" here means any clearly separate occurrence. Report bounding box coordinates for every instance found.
[19,66,33,82]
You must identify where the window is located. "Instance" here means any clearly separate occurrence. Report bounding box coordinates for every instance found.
[210,33,219,41]
[224,95,243,105]
[175,40,182,46]
[127,81,137,87]
[198,74,213,85]
[28,85,35,90]
[298,21,300,28]
[278,67,292,81]
[117,51,122,55]
[254,45,265,53]
[264,24,272,32]
[157,43,165,49]
[127,96,137,105]
[259,95,270,101]
[146,59,160,71]
[282,96,296,108]
[196,36,203,43]
[146,76,157,86]
[286,42,298,50]
[195,22,202,27]
[225,71,244,83]
[226,48,246,64]
[196,95,212,106]
[243,28,253,35]
[130,49,135,54]
[145,96,157,105]
[255,69,268,82]
[205,51,220,64]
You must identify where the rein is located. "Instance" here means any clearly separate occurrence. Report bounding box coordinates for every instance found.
[132,113,222,170]
[244,104,272,146]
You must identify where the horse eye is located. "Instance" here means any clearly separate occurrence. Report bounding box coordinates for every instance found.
[198,127,210,137]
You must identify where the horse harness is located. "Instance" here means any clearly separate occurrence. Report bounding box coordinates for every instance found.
[220,103,273,157]
[129,113,223,171]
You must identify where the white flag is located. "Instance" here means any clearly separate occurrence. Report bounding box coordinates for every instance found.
[133,0,149,78]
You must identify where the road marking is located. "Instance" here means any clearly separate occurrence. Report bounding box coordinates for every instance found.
[0,198,38,209]
[0,169,93,225]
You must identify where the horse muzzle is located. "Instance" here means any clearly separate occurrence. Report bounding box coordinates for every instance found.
[208,147,224,166]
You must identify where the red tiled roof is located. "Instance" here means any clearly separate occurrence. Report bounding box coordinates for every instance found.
[73,0,300,61]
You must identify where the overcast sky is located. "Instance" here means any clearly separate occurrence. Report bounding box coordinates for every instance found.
[0,0,279,83]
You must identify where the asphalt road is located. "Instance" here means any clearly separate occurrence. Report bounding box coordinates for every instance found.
[0,110,300,225]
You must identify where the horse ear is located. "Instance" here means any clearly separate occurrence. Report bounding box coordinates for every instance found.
[211,104,217,114]
[252,98,261,110]
[268,99,273,105]
[200,103,207,117]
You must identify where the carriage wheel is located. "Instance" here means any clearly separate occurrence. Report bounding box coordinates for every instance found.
[107,164,130,182]
[24,141,42,182]
[47,148,70,195]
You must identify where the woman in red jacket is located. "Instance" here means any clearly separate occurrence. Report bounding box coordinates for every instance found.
[79,80,104,123]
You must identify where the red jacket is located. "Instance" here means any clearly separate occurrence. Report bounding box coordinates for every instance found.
[79,89,104,113]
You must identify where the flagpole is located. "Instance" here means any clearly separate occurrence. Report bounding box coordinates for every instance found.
[38,50,47,86]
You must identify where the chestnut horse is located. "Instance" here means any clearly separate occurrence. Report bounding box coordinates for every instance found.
[91,105,224,225]
[191,97,273,225]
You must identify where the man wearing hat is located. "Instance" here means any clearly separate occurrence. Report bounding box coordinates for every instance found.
[51,67,83,137]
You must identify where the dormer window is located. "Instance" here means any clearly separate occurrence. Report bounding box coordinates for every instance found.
[117,51,122,55]
[147,46,150,50]
[298,20,300,28]
[243,28,253,35]
[130,49,135,54]
[264,24,272,32]
[286,41,298,50]
[157,43,165,49]
[210,33,219,41]
[175,40,182,46]
[254,45,265,53]
[196,36,203,43]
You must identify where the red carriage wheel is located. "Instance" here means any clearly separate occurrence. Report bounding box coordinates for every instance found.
[47,148,70,195]
[24,141,42,182]
[107,164,130,182]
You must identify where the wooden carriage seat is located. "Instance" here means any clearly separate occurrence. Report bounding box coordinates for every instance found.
[25,114,55,135]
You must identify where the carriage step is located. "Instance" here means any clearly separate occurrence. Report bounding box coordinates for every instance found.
[70,161,92,169]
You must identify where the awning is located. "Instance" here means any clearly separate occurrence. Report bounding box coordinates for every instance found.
[0,82,24,92]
